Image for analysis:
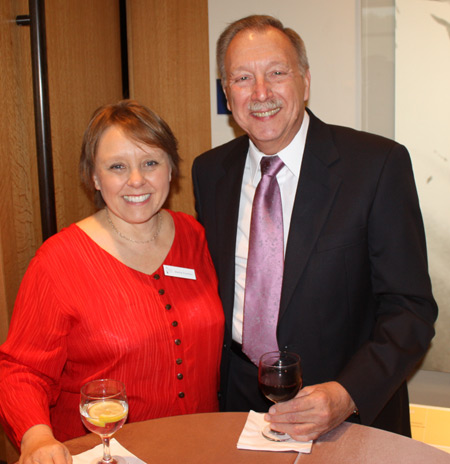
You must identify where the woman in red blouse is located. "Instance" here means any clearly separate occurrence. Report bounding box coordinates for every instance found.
[0,100,224,464]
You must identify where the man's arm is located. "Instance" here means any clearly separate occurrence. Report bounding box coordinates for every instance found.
[266,142,437,439]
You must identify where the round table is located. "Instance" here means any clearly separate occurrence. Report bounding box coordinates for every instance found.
[65,412,450,463]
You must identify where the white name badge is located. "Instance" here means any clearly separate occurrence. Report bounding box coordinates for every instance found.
[163,265,196,280]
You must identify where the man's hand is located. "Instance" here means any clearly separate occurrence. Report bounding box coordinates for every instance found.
[264,381,356,442]
[20,425,72,464]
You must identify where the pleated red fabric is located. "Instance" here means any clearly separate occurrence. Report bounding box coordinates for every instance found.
[0,211,224,447]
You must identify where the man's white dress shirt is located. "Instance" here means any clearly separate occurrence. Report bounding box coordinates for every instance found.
[232,111,310,344]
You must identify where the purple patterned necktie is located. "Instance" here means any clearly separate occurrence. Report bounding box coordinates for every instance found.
[242,155,285,365]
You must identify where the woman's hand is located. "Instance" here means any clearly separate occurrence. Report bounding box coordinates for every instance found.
[20,425,72,464]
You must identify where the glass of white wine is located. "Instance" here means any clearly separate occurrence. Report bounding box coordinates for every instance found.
[80,379,128,464]
[258,351,302,442]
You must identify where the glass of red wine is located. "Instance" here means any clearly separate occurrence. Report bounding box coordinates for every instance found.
[258,351,302,442]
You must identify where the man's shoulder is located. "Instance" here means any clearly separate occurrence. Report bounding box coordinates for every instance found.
[330,123,400,150]
[308,109,402,152]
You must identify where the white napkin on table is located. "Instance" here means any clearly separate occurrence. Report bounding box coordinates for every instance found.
[72,438,146,464]
[237,410,312,453]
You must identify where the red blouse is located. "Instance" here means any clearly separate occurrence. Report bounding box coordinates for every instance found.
[0,211,224,447]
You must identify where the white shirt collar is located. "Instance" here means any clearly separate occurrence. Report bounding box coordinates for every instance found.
[248,110,310,185]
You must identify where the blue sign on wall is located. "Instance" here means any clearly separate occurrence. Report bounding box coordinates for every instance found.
[216,79,231,114]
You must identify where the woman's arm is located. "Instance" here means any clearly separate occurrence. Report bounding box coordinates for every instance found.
[20,425,72,464]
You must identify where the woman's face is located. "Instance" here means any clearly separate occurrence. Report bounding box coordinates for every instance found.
[93,125,172,225]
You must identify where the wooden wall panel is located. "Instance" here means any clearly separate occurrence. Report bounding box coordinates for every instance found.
[127,0,211,216]
[1,2,39,461]
[0,0,41,338]
[46,0,123,229]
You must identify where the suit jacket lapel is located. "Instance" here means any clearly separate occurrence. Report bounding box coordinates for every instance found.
[209,119,341,329]
[279,111,342,318]
[214,136,249,332]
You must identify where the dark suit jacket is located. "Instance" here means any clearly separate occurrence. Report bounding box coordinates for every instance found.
[192,109,437,436]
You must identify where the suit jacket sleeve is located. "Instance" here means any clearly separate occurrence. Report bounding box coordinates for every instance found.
[332,140,437,425]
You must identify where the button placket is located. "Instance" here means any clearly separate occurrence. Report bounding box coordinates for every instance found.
[154,272,186,400]
[173,329,185,398]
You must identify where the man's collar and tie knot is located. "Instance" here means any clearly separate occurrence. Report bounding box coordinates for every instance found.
[260,155,284,177]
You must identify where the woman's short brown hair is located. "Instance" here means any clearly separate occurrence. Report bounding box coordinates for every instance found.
[80,99,179,208]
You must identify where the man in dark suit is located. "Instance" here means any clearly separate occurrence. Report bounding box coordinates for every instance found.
[192,15,437,440]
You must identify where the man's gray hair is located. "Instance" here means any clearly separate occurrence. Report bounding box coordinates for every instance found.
[217,15,309,85]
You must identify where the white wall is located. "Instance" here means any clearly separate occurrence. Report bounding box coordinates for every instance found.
[395,0,450,374]
[361,0,395,138]
[208,0,361,148]
[361,0,450,402]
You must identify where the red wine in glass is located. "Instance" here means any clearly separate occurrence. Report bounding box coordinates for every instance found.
[258,351,302,442]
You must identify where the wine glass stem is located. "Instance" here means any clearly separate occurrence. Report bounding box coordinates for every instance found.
[101,436,113,463]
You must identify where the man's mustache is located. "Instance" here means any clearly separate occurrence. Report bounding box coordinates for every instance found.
[248,99,283,112]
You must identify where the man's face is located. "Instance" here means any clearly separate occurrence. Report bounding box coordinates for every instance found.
[223,27,310,155]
